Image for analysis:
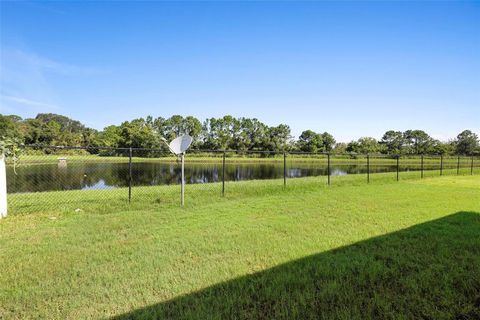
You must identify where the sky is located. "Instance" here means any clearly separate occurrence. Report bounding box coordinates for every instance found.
[0,1,479,142]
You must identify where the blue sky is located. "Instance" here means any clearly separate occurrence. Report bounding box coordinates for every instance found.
[1,1,479,142]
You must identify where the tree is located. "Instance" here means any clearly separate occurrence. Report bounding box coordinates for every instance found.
[238,118,270,151]
[346,140,360,153]
[403,130,433,154]
[10,113,98,147]
[203,116,237,150]
[183,116,203,138]
[21,118,42,145]
[264,124,291,151]
[297,130,323,152]
[430,139,455,155]
[333,142,347,154]
[42,121,62,145]
[98,125,122,147]
[296,131,335,152]
[5,112,479,156]
[35,113,85,133]
[321,132,336,152]
[380,130,404,154]
[118,118,160,149]
[347,137,381,154]
[0,115,23,140]
[455,130,479,155]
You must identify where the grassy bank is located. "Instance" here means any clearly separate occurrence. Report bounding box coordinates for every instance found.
[1,175,479,319]
[11,153,479,166]
[6,167,478,215]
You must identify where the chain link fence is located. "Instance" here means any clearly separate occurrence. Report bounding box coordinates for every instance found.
[5,145,479,215]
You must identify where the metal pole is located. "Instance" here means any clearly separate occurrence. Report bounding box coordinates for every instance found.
[440,155,443,176]
[367,154,370,183]
[283,152,286,188]
[128,147,132,203]
[222,151,226,196]
[421,155,424,179]
[327,153,331,185]
[181,153,185,207]
[457,156,460,175]
[472,156,474,175]
[396,155,399,181]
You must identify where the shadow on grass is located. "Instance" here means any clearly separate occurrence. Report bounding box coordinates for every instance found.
[112,212,480,320]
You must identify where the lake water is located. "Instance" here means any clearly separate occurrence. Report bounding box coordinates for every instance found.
[6,160,451,194]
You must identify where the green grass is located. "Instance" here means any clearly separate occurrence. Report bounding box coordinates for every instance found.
[6,167,479,215]
[1,175,479,319]
[12,153,478,166]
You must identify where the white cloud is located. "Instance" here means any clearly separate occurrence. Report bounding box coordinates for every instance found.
[0,95,59,110]
[9,49,102,76]
[0,47,102,116]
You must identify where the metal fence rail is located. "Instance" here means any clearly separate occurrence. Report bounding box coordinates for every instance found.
[4,145,479,215]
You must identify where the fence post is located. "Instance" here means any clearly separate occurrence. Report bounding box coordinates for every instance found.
[283,152,287,188]
[396,155,400,181]
[128,147,132,203]
[222,151,226,196]
[421,155,424,179]
[457,156,460,175]
[367,154,370,183]
[440,155,443,176]
[0,154,7,218]
[472,156,474,175]
[327,153,331,185]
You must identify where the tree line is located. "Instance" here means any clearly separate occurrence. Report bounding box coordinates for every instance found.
[1,113,479,155]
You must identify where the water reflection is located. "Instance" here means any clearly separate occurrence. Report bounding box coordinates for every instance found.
[6,161,447,194]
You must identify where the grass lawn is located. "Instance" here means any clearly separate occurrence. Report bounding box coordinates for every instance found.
[1,175,479,319]
[13,152,479,166]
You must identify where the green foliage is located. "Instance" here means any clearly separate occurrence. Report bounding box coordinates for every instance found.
[297,130,335,152]
[0,137,21,173]
[347,137,383,154]
[97,125,122,147]
[297,130,323,152]
[0,136,20,158]
[332,142,347,154]
[265,124,292,151]
[117,118,160,149]
[201,116,291,151]
[320,132,336,152]
[377,129,461,155]
[430,139,455,155]
[403,129,432,154]
[1,113,477,155]
[455,130,479,155]
[380,130,404,154]
[0,115,23,140]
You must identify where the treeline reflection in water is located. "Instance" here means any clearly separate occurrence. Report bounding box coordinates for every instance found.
[6,161,456,194]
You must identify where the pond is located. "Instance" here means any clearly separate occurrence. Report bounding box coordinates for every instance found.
[5,159,450,194]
